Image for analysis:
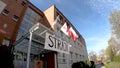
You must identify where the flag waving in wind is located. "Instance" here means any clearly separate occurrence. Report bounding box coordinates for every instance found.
[60,23,68,35]
[67,27,78,42]
[52,15,60,29]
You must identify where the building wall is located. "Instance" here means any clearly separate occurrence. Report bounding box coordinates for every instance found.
[16,7,43,40]
[0,0,88,68]
[0,0,46,46]
[0,0,28,46]
[14,2,55,68]
[43,5,88,68]
[44,5,55,29]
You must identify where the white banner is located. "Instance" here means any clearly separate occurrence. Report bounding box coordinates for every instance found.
[44,33,69,54]
[0,1,6,14]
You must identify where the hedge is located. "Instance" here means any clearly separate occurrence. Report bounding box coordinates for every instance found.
[72,61,95,68]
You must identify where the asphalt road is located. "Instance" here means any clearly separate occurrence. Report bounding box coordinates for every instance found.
[96,64,105,68]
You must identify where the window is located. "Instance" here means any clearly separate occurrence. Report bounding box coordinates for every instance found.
[76,54,78,59]
[83,55,84,57]
[70,60,73,64]
[30,54,34,62]
[81,45,83,48]
[21,1,26,6]
[63,59,66,63]
[16,51,23,60]
[23,53,27,61]
[2,39,10,46]
[77,42,80,46]
[58,53,61,57]
[12,15,19,22]
[2,9,9,16]
[33,55,39,60]
[70,52,73,59]
[63,53,65,58]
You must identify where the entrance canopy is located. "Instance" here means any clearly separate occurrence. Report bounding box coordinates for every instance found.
[14,23,53,54]
[14,23,70,54]
[14,23,70,68]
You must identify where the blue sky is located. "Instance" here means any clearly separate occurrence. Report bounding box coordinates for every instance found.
[29,0,120,54]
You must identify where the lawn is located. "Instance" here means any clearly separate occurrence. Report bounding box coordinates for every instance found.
[105,62,120,68]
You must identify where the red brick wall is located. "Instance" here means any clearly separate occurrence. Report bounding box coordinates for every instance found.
[0,0,28,44]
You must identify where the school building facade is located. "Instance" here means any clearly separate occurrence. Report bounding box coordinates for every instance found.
[0,0,88,68]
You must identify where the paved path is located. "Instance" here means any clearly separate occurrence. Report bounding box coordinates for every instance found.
[96,64,105,68]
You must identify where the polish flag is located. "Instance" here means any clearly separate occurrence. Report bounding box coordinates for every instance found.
[67,27,78,41]
[60,23,68,35]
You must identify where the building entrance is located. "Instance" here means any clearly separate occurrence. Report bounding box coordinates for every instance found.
[13,32,55,68]
[14,39,55,68]
[13,23,56,68]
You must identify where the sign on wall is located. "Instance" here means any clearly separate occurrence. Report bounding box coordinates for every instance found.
[44,33,69,54]
[0,1,6,14]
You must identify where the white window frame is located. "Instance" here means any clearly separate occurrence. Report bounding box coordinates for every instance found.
[2,39,10,46]
[12,15,19,22]
[2,9,9,16]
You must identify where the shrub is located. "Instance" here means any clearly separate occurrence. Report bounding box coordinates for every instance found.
[72,62,85,68]
[90,61,95,68]
[72,61,95,68]
[113,55,120,62]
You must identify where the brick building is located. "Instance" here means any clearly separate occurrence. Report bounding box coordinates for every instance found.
[0,0,28,47]
[0,0,88,68]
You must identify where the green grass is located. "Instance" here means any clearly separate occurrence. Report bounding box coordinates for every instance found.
[113,55,120,62]
[105,62,120,68]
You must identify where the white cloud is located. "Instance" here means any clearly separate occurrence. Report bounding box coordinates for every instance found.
[87,41,108,55]
[86,35,110,55]
[88,0,120,17]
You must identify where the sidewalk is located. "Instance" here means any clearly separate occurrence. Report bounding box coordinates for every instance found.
[101,66,105,68]
[96,64,105,68]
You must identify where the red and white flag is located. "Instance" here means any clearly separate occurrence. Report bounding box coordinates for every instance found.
[60,23,68,35]
[67,27,78,42]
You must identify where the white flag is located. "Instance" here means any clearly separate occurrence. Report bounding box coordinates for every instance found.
[60,23,68,35]
[52,15,60,29]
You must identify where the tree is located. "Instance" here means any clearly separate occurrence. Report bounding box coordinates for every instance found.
[109,11,120,56]
[98,49,105,62]
[88,51,97,63]
[109,10,120,39]
[108,37,119,55]
[105,45,114,61]
[99,49,105,56]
